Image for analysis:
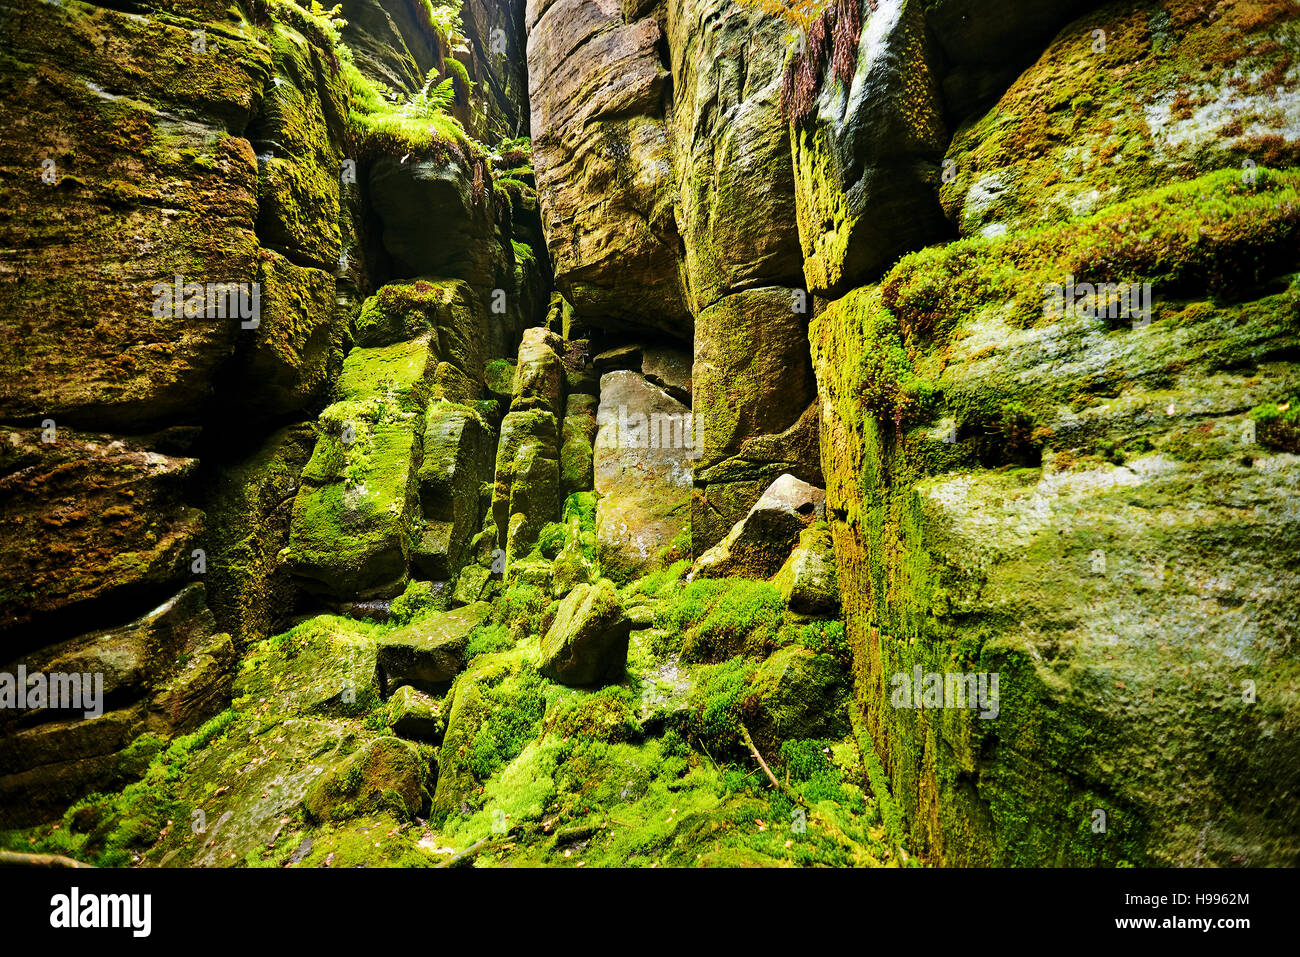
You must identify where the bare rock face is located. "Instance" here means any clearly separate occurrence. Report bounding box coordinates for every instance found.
[923,0,1094,118]
[594,370,694,581]
[690,287,822,552]
[791,0,950,297]
[527,0,690,338]
[0,427,202,642]
[668,0,806,309]
[369,155,510,289]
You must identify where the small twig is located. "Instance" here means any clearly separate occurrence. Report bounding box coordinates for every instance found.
[738,722,782,790]
[738,722,807,807]
[0,850,95,868]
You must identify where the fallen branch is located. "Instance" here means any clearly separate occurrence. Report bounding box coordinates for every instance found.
[0,850,95,869]
[437,836,489,869]
[738,722,807,807]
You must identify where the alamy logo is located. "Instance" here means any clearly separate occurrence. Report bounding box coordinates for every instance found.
[152,275,261,328]
[50,887,151,937]
[890,667,1000,719]
[0,666,103,719]
[596,406,704,459]
[1043,275,1152,328]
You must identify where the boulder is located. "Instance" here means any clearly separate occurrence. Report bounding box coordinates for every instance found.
[302,736,428,823]
[693,474,826,579]
[233,618,381,720]
[743,645,851,757]
[492,408,561,560]
[287,338,437,599]
[772,524,841,616]
[594,371,694,581]
[511,327,566,415]
[539,580,631,686]
[375,602,492,692]
[560,395,599,497]
[384,684,445,743]
[416,403,495,579]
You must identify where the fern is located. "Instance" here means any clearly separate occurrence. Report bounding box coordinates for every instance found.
[403,72,458,120]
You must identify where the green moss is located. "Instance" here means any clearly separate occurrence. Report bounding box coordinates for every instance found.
[542,686,641,744]
[390,579,445,625]
[655,578,787,663]
[1249,395,1300,452]
[1,710,238,867]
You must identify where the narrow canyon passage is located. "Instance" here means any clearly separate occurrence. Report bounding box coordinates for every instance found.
[0,0,1296,872]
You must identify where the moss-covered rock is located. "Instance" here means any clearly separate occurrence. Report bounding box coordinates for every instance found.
[375,602,492,692]
[772,523,841,616]
[790,0,949,297]
[941,0,1300,238]
[0,427,202,636]
[303,736,428,823]
[492,408,561,561]
[416,401,495,580]
[809,167,1300,866]
[539,580,631,687]
[693,474,826,580]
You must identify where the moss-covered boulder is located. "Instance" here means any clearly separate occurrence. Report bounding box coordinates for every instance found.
[303,736,428,823]
[511,326,566,415]
[287,338,438,599]
[492,408,561,561]
[384,685,445,743]
[772,523,840,616]
[232,617,381,721]
[431,646,547,820]
[743,645,851,757]
[375,602,492,692]
[415,402,495,580]
[539,579,631,687]
[560,393,598,497]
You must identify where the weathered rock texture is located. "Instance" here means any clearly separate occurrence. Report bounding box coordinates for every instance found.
[527,0,691,337]
[810,0,1300,865]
